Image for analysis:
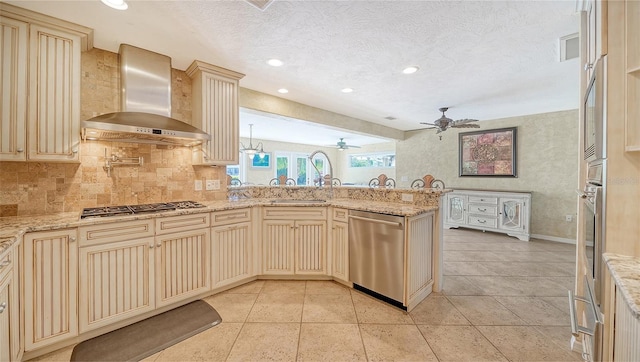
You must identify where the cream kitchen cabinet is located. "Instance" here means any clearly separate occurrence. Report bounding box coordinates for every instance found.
[78,219,156,332]
[23,229,78,351]
[444,190,531,241]
[187,60,245,165]
[331,208,349,283]
[262,207,327,276]
[0,4,92,162]
[0,241,21,361]
[211,208,253,290]
[155,212,211,307]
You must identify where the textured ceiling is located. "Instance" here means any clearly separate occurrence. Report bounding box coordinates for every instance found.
[7,0,580,142]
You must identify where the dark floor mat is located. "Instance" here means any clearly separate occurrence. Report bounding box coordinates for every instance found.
[71,300,221,361]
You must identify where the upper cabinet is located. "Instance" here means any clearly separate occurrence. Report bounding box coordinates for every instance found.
[624,1,640,151]
[0,3,93,162]
[580,0,608,79]
[187,60,245,165]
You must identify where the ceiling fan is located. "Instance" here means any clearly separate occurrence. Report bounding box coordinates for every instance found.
[330,138,361,151]
[420,107,480,139]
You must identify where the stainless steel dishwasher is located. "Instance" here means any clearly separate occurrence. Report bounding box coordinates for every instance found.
[349,209,405,306]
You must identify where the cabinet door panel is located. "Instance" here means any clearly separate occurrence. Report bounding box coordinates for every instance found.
[498,198,525,231]
[446,195,467,224]
[156,229,210,307]
[295,221,326,275]
[0,274,12,361]
[0,16,27,161]
[78,238,155,333]
[212,222,252,289]
[24,229,78,350]
[331,221,349,282]
[262,220,295,274]
[28,24,81,162]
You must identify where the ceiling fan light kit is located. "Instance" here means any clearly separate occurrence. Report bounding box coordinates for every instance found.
[420,107,480,140]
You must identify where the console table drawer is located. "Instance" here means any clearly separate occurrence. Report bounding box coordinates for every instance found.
[468,204,498,216]
[468,196,498,204]
[468,216,498,228]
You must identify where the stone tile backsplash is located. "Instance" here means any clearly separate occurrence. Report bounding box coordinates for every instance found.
[0,48,225,216]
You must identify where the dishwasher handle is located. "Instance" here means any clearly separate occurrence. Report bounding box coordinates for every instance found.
[349,214,403,228]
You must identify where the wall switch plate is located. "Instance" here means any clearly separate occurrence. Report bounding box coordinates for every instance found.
[194,180,203,191]
[206,179,220,191]
[401,193,414,202]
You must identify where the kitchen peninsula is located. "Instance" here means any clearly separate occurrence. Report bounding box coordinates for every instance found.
[0,186,446,360]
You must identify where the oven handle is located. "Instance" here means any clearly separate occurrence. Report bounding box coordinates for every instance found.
[576,189,593,199]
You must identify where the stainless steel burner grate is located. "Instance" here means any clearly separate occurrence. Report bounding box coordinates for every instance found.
[81,201,206,219]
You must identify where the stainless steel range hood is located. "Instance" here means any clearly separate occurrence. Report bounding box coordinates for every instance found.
[81,44,210,147]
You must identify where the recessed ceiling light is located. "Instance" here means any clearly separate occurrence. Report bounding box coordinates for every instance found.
[278,88,289,94]
[341,88,354,93]
[267,59,283,67]
[402,66,419,74]
[100,0,128,10]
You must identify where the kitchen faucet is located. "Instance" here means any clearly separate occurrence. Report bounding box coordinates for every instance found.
[308,150,334,199]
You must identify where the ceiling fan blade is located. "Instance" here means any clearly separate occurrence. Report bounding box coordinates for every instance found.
[451,123,481,128]
[451,118,479,125]
[345,144,361,148]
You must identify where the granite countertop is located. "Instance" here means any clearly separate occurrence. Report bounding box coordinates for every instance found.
[603,253,640,319]
[0,198,438,247]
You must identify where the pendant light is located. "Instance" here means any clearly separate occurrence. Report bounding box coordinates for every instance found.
[240,124,265,159]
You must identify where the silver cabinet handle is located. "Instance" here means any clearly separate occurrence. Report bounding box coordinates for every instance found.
[17,148,24,153]
[478,208,487,212]
[477,219,486,223]
[69,236,76,242]
[584,62,593,71]
[149,244,155,249]
[156,243,161,247]
[0,259,10,268]
[0,302,6,313]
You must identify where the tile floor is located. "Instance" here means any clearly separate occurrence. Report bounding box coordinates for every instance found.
[31,228,583,361]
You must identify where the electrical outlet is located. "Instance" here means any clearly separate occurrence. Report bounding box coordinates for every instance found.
[205,179,220,191]
[565,214,573,222]
[401,193,414,202]
[194,180,203,191]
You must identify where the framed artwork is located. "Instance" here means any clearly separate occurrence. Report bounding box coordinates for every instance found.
[251,153,271,168]
[459,127,517,177]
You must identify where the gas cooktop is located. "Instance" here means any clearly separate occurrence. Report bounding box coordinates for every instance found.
[81,201,206,219]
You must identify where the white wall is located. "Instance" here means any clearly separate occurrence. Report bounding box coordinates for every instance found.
[396,109,579,240]
[334,142,397,185]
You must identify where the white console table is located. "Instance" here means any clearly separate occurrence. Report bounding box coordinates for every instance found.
[444,189,531,241]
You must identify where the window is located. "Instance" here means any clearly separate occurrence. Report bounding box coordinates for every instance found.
[349,153,395,168]
[275,152,328,185]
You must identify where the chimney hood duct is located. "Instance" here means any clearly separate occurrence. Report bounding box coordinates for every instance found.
[81,44,210,147]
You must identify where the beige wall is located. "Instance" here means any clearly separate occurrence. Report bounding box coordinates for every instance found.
[396,109,579,240]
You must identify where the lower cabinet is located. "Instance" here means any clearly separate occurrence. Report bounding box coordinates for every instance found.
[331,208,349,283]
[23,229,78,351]
[444,189,531,241]
[211,207,253,289]
[262,207,327,276]
[155,228,211,307]
[405,212,434,310]
[78,237,156,332]
[0,241,20,361]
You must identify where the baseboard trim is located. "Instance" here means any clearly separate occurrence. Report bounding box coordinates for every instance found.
[531,233,576,244]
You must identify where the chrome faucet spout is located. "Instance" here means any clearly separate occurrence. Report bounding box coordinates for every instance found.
[308,150,334,199]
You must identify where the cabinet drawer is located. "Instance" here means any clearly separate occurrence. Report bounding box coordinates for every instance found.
[156,213,210,235]
[332,208,348,222]
[0,244,13,282]
[212,208,251,226]
[468,196,498,204]
[263,207,327,220]
[468,204,498,216]
[79,219,154,246]
[468,216,498,228]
